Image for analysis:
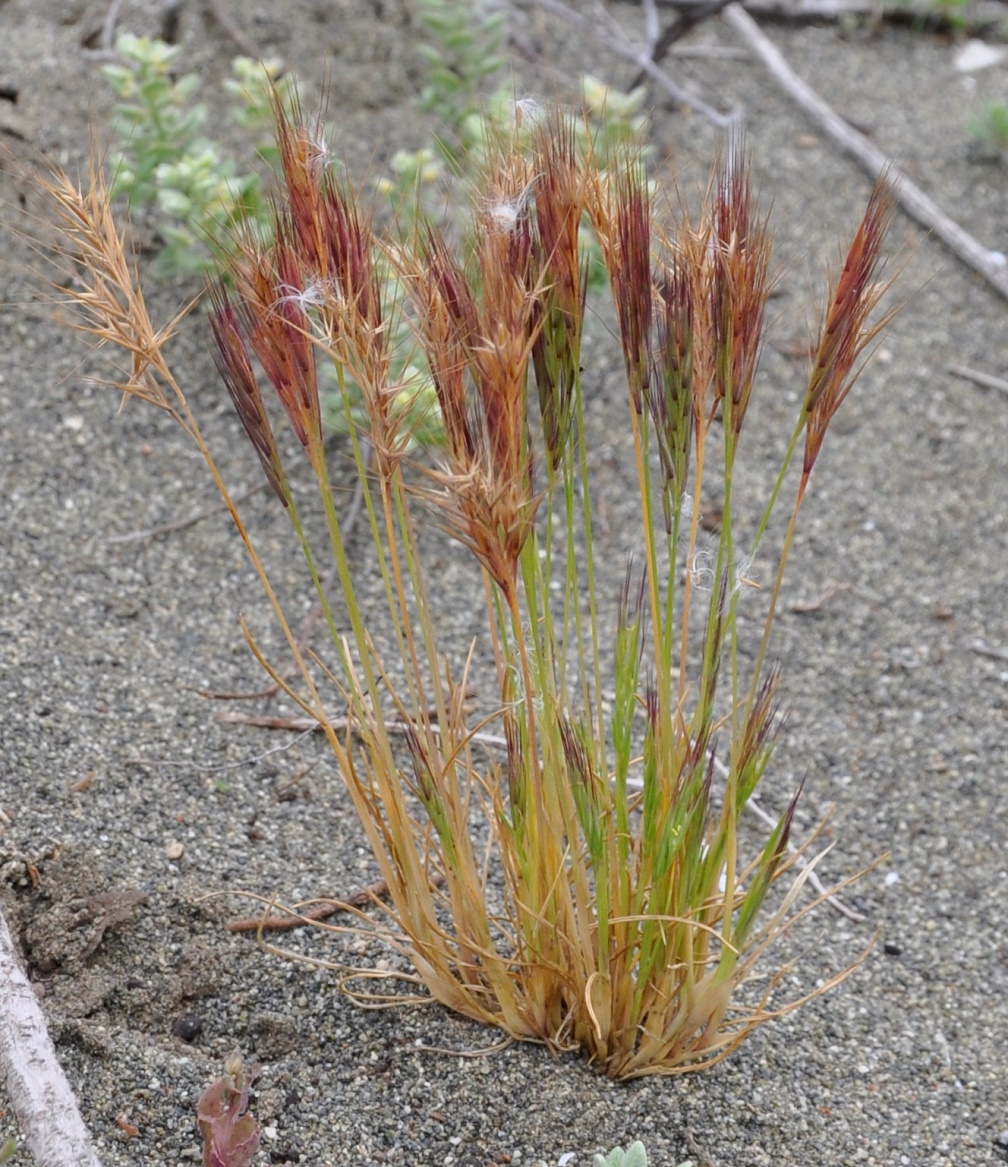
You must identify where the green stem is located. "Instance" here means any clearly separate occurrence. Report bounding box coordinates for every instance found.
[573,373,604,743]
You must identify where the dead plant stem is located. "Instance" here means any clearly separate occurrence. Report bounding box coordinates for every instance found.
[724,3,1008,303]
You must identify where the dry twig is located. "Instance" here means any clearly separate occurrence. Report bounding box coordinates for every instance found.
[723,3,1008,303]
[649,0,1007,31]
[224,873,447,933]
[970,638,1008,663]
[515,0,738,127]
[127,728,316,773]
[215,709,510,752]
[100,0,126,50]
[630,0,735,87]
[948,363,1008,397]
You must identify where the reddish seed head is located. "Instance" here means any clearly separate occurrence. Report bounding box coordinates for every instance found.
[708,142,772,441]
[611,161,653,413]
[414,226,479,463]
[532,114,584,328]
[231,230,322,456]
[803,178,897,478]
[651,261,695,525]
[529,115,588,470]
[320,178,380,330]
[271,90,330,275]
[472,223,535,488]
[208,285,289,506]
[559,716,591,790]
[270,94,389,404]
[405,211,541,600]
[738,664,781,775]
[771,778,803,871]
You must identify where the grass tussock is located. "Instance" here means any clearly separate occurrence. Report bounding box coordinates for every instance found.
[40,96,897,1078]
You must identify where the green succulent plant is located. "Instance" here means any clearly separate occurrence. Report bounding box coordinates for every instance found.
[101,33,286,275]
[593,1143,650,1167]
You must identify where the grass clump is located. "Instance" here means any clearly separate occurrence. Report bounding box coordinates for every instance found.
[42,91,896,1078]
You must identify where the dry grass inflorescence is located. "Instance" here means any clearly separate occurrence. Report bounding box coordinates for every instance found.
[41,91,897,1080]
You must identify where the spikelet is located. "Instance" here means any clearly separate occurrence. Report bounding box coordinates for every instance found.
[803,178,898,482]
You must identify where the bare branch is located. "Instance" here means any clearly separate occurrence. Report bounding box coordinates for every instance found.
[0,906,104,1167]
[723,3,1008,303]
[514,0,738,128]
[948,363,1008,397]
[642,0,662,49]
[630,0,735,87]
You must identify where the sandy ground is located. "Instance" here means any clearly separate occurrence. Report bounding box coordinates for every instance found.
[2,1,1008,1164]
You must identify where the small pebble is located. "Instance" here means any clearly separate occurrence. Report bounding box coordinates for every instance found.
[172,1014,202,1043]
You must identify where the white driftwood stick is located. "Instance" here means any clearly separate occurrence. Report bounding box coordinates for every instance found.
[948,363,1008,396]
[658,0,1007,27]
[722,3,1008,304]
[0,906,103,1167]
